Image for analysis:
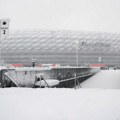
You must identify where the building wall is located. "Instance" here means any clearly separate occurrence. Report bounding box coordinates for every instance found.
[1,30,120,66]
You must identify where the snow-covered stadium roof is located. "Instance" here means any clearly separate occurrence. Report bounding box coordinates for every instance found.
[1,30,120,66]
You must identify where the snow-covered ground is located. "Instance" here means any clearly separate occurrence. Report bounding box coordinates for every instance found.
[81,70,120,89]
[0,88,120,120]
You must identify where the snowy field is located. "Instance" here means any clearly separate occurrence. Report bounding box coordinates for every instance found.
[0,88,120,120]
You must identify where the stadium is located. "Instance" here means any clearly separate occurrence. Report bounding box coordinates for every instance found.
[1,29,120,67]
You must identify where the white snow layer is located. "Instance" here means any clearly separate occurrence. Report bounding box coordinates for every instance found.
[35,79,59,87]
[81,70,120,89]
[0,88,120,120]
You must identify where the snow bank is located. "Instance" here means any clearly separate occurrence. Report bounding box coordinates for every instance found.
[35,79,59,87]
[81,70,120,89]
[0,88,120,120]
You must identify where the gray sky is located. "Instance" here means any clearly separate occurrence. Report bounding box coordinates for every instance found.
[0,0,120,33]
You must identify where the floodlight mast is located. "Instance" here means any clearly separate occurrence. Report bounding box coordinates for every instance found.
[30,58,37,67]
[98,56,102,64]
[0,19,10,65]
[75,40,79,67]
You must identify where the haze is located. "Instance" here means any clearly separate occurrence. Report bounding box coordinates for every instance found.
[0,0,120,33]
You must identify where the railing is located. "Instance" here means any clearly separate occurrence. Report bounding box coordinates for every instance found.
[58,73,94,89]
[2,73,19,87]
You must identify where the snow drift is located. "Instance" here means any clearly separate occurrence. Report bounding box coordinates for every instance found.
[81,70,120,89]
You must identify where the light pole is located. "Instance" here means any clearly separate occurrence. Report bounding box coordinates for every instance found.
[0,41,1,65]
[30,58,37,67]
[98,56,102,64]
[75,40,79,67]
[0,19,10,65]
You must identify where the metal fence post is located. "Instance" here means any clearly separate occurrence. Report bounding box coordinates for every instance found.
[74,73,77,90]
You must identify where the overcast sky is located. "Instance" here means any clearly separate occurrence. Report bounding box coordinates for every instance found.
[0,0,120,33]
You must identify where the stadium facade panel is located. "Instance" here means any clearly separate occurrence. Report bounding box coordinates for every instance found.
[1,30,120,66]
